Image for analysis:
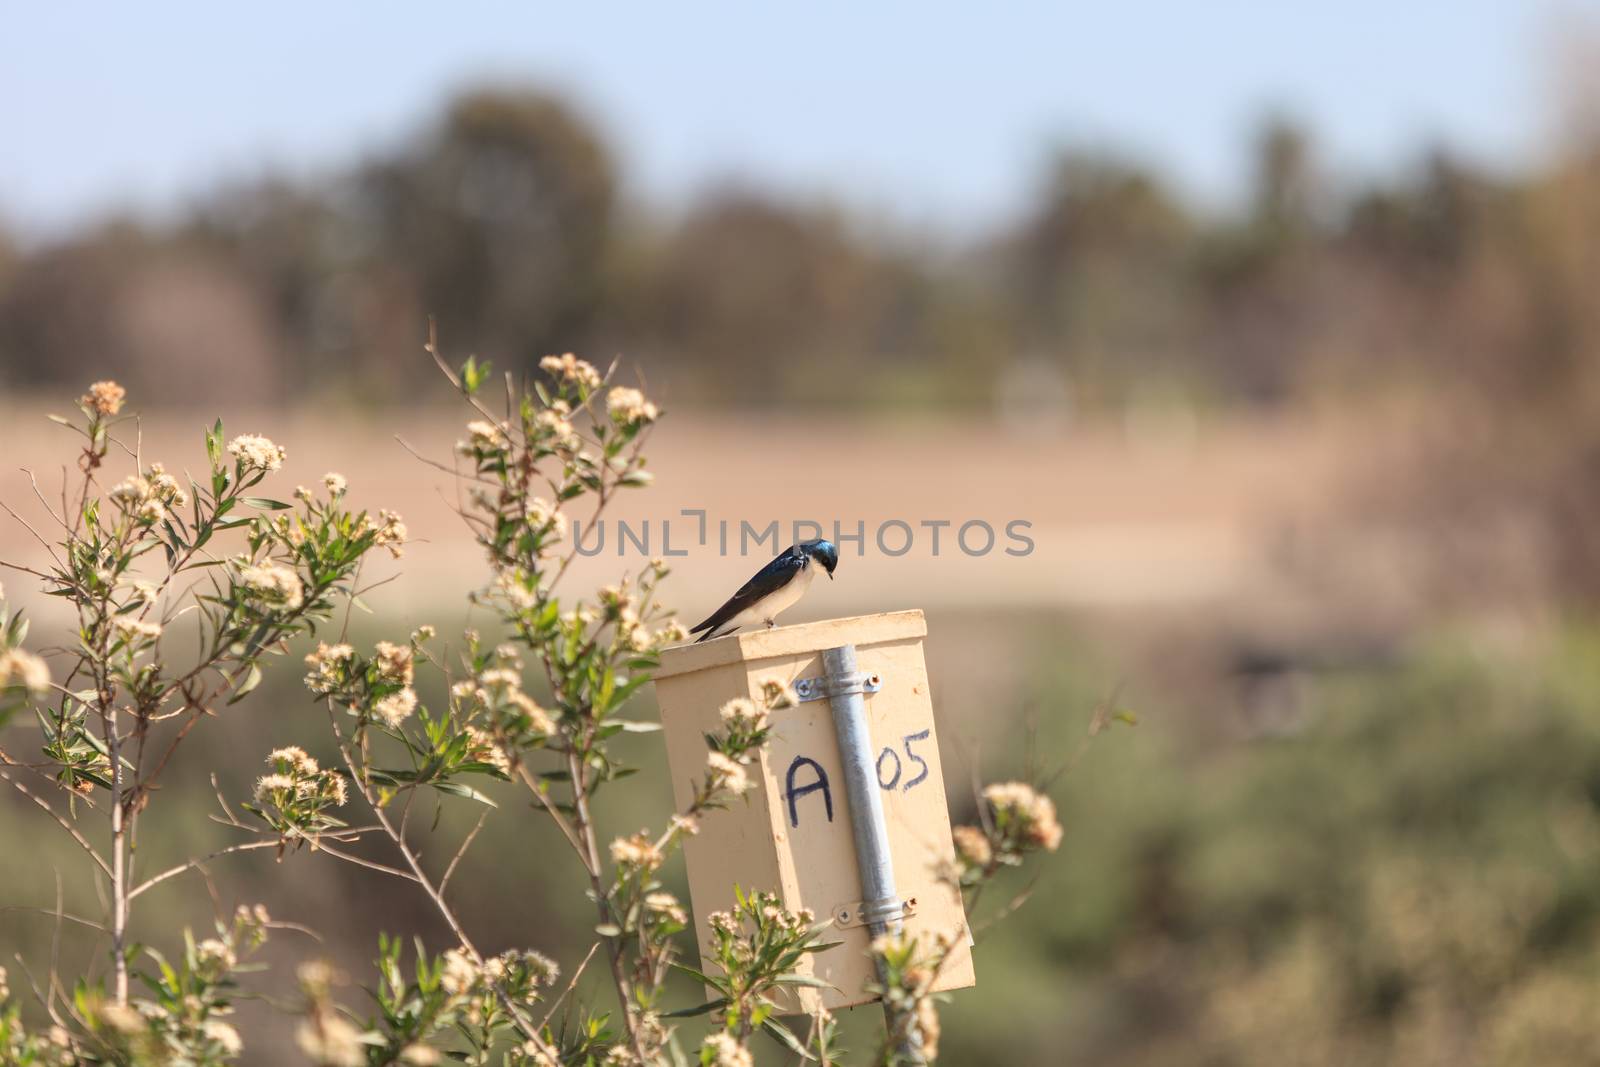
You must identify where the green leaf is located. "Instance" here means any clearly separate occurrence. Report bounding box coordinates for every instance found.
[802,939,844,954]
[460,356,492,395]
[242,497,293,510]
[613,719,661,733]
[761,1018,813,1059]
[669,963,725,990]
[226,663,263,705]
[431,781,498,807]
[206,418,224,467]
[663,997,728,1019]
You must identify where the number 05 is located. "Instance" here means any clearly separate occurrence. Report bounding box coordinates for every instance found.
[877,729,932,792]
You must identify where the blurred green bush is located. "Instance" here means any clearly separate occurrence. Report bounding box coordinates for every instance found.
[7,613,1600,1064]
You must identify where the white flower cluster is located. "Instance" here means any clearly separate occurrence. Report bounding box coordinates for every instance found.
[609,831,664,872]
[195,936,237,973]
[108,461,191,526]
[523,496,567,543]
[296,1012,366,1067]
[700,1033,753,1067]
[462,725,510,772]
[236,561,305,612]
[436,946,559,1011]
[439,948,479,996]
[254,747,348,809]
[303,642,355,694]
[269,745,319,774]
[758,678,798,709]
[718,697,769,732]
[539,352,602,390]
[227,433,287,472]
[453,664,556,749]
[79,380,126,416]
[706,751,751,796]
[606,386,659,425]
[491,948,561,1001]
[373,688,417,729]
[951,825,994,869]
[0,647,50,694]
[983,780,1063,852]
[372,509,407,559]
[114,617,163,643]
[463,420,508,451]
[365,640,419,727]
[596,583,681,652]
[644,890,688,925]
[534,405,579,451]
[147,463,189,509]
[374,641,413,683]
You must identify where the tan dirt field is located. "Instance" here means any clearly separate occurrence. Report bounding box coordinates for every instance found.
[0,400,1382,635]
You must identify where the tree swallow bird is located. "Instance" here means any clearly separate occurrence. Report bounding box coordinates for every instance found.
[690,539,839,642]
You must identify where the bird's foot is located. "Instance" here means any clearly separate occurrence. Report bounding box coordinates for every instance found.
[765,619,775,629]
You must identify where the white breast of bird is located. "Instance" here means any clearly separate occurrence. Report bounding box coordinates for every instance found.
[732,558,817,630]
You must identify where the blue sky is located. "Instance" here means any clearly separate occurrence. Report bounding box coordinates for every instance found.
[2,2,1594,239]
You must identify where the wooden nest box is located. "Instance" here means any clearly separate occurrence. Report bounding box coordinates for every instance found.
[654,610,976,1012]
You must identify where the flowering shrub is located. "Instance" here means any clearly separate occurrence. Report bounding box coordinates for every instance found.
[681,887,831,1062]
[0,350,1098,1065]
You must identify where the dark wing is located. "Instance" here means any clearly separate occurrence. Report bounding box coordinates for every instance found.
[691,549,805,642]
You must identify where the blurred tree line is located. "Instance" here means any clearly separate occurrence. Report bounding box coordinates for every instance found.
[4,85,1600,605]
[2,86,1598,418]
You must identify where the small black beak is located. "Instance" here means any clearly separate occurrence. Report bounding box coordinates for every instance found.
[826,570,834,581]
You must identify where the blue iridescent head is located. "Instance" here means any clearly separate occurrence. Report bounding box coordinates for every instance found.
[801,539,838,578]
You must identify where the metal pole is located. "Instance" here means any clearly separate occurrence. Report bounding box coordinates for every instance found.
[821,644,925,1064]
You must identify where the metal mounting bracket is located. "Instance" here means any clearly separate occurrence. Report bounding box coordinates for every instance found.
[831,895,920,929]
[792,670,882,703]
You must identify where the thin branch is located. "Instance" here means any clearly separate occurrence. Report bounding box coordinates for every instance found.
[426,319,506,427]
[393,435,498,485]
[972,873,1042,940]
[1038,682,1127,794]
[0,905,109,934]
[325,701,563,1062]
[0,497,67,569]
[209,771,240,823]
[316,843,422,884]
[49,871,67,1020]
[0,746,100,809]
[127,840,284,900]
[263,918,324,943]
[795,1014,819,1067]
[10,952,66,1028]
[438,808,490,895]
[511,762,587,861]
[0,769,111,877]
[537,940,600,1031]
[349,572,404,601]
[21,468,68,531]
[566,748,648,1062]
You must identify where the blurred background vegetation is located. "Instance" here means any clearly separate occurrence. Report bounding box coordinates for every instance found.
[6,5,1600,1065]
